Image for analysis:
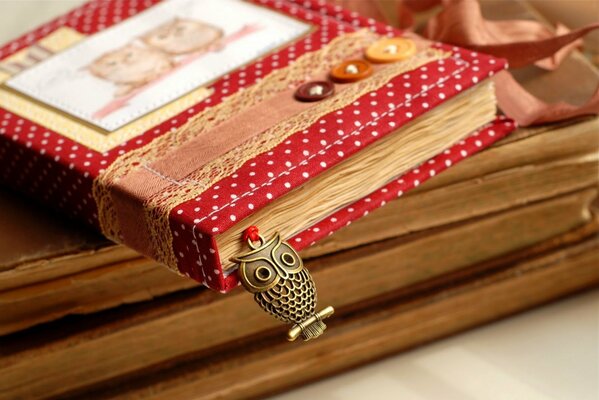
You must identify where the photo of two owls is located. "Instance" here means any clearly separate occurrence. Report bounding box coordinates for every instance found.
[88,18,225,97]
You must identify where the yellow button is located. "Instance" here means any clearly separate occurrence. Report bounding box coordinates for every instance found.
[365,38,416,63]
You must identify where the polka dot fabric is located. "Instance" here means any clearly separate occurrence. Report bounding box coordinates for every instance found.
[0,0,516,292]
[0,0,390,230]
[0,111,100,226]
[174,115,516,292]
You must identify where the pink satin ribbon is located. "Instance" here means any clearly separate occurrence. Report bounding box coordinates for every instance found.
[332,0,599,126]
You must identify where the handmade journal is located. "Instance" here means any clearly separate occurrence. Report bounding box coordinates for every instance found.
[0,0,515,339]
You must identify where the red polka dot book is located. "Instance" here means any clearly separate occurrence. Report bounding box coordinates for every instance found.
[0,0,515,296]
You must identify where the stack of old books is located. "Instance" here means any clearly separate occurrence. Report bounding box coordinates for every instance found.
[0,1,597,399]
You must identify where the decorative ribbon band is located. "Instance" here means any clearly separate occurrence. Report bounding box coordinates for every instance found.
[141,48,444,264]
[93,30,379,260]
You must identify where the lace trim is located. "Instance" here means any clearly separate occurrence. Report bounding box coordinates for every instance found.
[93,29,448,271]
[94,30,378,254]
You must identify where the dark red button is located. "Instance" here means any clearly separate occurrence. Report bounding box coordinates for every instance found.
[294,81,335,102]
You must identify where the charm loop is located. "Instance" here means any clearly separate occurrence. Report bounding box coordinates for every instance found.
[247,234,266,250]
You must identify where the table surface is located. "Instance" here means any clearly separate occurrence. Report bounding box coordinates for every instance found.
[272,290,599,400]
[1,2,598,399]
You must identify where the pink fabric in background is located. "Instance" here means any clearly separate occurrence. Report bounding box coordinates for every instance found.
[332,0,599,126]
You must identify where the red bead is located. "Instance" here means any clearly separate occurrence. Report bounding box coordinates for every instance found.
[243,225,260,242]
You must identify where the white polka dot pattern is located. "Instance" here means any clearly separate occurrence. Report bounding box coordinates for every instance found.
[0,0,516,292]
[170,45,512,291]
[0,0,386,233]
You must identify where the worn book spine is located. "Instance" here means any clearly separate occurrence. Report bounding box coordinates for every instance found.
[1,216,597,399]
[0,117,596,334]
[0,190,596,398]
[95,236,599,400]
[0,184,594,335]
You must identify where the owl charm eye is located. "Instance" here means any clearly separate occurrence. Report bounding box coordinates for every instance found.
[281,252,295,266]
[254,265,272,282]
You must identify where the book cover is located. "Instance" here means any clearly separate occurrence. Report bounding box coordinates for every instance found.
[0,0,514,292]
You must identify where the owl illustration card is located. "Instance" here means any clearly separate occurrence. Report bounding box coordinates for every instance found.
[4,0,308,132]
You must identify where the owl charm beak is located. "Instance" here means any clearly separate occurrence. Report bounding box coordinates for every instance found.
[231,227,335,342]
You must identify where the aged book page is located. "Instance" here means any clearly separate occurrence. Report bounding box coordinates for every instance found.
[0,189,596,398]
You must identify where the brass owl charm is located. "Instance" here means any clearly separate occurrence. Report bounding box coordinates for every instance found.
[232,231,334,341]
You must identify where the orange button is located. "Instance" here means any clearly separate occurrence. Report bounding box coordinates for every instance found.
[330,59,373,83]
[365,37,416,63]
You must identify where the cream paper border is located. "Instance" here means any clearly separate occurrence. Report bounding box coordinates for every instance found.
[0,84,213,153]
